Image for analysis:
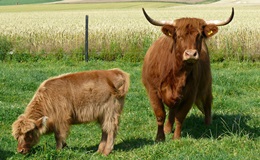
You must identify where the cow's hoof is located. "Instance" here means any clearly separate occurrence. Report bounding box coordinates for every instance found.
[155,135,165,142]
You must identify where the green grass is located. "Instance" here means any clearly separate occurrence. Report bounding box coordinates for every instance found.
[0,60,259,159]
[0,0,60,6]
[0,2,259,157]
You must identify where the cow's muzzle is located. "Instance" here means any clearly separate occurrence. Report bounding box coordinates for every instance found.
[183,49,199,63]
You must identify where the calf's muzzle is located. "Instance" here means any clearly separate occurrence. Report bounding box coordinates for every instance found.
[18,147,30,154]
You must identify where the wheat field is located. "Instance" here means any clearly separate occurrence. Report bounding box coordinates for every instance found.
[0,3,259,61]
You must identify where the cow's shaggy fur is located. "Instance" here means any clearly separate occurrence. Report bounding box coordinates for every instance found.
[12,68,130,156]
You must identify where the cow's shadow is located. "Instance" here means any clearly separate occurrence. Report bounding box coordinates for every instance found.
[181,113,259,139]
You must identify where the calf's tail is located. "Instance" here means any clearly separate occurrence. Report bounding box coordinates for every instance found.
[108,68,130,98]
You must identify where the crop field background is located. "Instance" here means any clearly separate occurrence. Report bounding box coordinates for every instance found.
[0,0,260,159]
[0,1,260,62]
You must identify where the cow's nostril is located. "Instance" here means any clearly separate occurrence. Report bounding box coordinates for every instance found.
[193,51,198,57]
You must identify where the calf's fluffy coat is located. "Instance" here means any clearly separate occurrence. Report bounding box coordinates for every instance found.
[12,68,130,156]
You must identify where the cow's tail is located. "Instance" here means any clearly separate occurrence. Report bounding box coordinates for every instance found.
[108,68,130,98]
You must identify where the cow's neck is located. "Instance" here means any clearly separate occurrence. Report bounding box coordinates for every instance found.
[171,63,198,99]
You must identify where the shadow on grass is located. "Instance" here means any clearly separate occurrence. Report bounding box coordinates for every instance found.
[114,138,154,151]
[182,114,259,139]
[69,138,154,153]
[0,149,15,160]
[68,138,154,153]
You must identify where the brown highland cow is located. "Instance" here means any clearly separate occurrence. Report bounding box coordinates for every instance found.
[141,8,234,141]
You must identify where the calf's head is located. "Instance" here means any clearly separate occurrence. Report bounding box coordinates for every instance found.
[12,115,48,154]
[142,8,234,64]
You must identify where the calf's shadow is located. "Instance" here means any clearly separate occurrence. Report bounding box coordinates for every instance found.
[69,138,154,154]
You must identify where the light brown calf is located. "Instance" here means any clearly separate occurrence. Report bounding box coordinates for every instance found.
[12,68,130,156]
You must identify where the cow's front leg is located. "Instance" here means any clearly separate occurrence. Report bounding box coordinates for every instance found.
[149,90,166,142]
[164,107,175,134]
[98,131,107,154]
[173,102,193,139]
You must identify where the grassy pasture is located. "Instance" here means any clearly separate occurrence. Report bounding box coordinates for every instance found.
[0,60,259,159]
[0,3,260,62]
[0,2,260,158]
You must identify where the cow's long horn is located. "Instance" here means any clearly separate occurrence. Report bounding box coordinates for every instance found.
[206,8,234,26]
[142,8,174,26]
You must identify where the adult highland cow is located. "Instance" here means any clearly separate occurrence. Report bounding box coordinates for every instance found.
[142,8,234,141]
[12,68,130,156]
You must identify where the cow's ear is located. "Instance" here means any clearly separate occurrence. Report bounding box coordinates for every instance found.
[204,25,218,38]
[35,116,48,134]
[162,25,175,37]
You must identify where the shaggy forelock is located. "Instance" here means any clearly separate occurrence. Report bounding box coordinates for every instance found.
[12,115,36,139]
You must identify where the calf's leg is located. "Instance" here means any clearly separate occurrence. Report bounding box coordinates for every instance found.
[98,131,107,154]
[99,107,121,156]
[54,126,69,149]
[103,131,116,156]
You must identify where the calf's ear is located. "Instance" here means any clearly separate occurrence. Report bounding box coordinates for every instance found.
[35,116,48,134]
[204,24,218,38]
[162,25,175,37]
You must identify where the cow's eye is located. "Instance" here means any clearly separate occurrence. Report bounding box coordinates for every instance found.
[177,36,183,41]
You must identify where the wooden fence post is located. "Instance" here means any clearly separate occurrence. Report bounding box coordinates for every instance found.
[85,15,89,62]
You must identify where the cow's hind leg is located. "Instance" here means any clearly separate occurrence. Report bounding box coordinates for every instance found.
[148,90,166,142]
[203,93,212,125]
